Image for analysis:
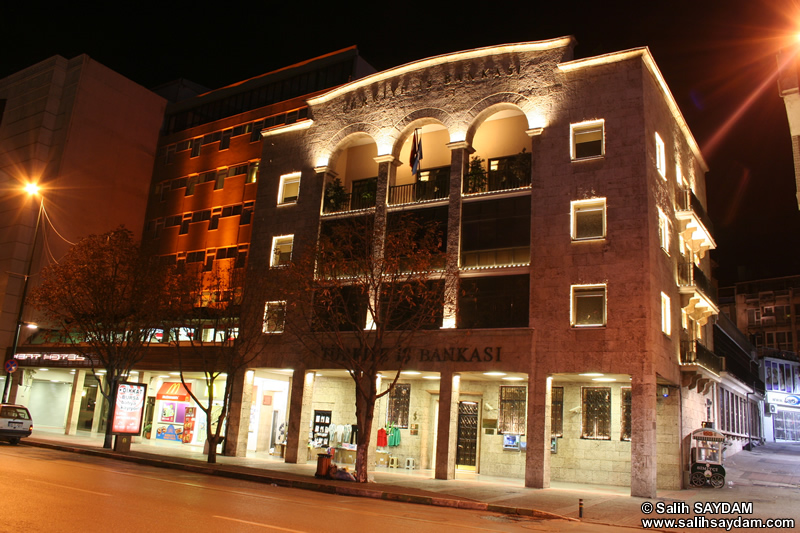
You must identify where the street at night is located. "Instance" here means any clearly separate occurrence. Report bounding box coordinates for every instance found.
[0,445,622,533]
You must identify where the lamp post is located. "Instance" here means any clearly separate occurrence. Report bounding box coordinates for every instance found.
[2,184,44,404]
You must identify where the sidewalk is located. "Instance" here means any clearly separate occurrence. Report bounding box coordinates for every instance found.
[18,430,800,530]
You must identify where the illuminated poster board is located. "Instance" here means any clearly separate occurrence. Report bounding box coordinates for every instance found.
[111,382,147,435]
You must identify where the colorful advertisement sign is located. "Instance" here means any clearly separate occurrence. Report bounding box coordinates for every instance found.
[183,407,196,444]
[160,402,176,423]
[156,424,182,441]
[111,382,147,435]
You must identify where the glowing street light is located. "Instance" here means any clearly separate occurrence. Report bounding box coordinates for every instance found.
[2,184,45,403]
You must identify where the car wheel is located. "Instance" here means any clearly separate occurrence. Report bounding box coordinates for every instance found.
[9,438,19,446]
[710,474,725,489]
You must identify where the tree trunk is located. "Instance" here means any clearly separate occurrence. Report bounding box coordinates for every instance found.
[103,378,117,449]
[207,433,219,464]
[354,375,377,483]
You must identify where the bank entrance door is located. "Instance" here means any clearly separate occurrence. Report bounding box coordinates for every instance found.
[456,401,478,470]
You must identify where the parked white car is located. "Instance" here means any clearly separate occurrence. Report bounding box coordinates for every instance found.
[0,404,33,445]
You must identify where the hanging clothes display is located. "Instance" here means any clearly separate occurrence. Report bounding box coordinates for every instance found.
[376,427,388,447]
[388,425,401,446]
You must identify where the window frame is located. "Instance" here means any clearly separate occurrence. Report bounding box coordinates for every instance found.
[658,208,671,254]
[270,235,294,267]
[621,388,632,441]
[262,301,286,334]
[498,385,527,435]
[571,120,605,160]
[571,198,606,241]
[278,171,301,205]
[551,386,564,438]
[661,292,671,336]
[655,132,666,178]
[581,387,611,440]
[387,383,411,429]
[571,284,607,328]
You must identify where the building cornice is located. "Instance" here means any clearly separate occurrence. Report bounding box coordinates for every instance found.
[307,37,576,106]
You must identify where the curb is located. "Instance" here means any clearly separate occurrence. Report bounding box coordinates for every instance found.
[22,439,576,522]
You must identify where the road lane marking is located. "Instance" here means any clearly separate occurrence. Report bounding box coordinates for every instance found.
[213,516,305,532]
[25,478,111,496]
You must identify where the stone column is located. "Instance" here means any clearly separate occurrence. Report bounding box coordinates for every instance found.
[631,373,658,497]
[64,369,86,435]
[435,371,460,480]
[285,369,315,464]
[442,142,470,328]
[224,368,255,457]
[525,373,551,488]
[91,374,106,434]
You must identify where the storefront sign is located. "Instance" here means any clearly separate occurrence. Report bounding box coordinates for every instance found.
[111,382,147,435]
[14,352,99,368]
[321,346,503,364]
[766,391,800,408]
[156,382,192,402]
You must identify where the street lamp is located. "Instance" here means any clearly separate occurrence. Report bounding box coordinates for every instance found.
[2,184,44,404]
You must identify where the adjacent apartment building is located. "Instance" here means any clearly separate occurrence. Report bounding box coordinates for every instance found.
[720,275,800,441]
[0,55,166,407]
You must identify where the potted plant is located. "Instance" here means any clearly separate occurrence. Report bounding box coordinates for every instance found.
[464,156,487,194]
[143,423,152,439]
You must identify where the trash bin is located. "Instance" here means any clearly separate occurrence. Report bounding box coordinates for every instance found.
[315,453,332,478]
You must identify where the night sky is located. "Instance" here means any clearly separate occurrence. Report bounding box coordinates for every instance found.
[3,1,800,286]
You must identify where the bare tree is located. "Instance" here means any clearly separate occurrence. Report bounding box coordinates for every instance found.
[29,227,175,449]
[277,214,445,482]
[169,262,273,463]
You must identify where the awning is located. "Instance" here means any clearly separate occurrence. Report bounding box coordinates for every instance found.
[156,382,192,402]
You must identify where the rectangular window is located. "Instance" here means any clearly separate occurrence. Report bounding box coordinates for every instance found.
[499,386,527,435]
[190,137,202,158]
[571,198,606,240]
[658,208,670,254]
[655,132,666,178]
[247,161,260,184]
[215,169,227,190]
[581,387,611,440]
[387,383,411,429]
[661,292,671,335]
[621,388,632,441]
[279,172,301,204]
[262,301,286,334]
[165,144,176,164]
[571,285,606,327]
[571,120,604,159]
[219,129,232,150]
[271,235,294,267]
[551,386,564,437]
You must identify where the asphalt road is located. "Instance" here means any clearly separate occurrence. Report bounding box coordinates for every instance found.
[0,444,625,532]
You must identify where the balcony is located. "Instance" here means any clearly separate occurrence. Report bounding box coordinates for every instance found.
[463,152,531,195]
[675,189,716,258]
[322,177,377,215]
[461,246,530,269]
[681,340,724,391]
[389,167,449,206]
[678,262,719,325]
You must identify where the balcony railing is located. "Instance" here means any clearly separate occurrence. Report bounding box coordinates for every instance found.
[463,152,531,195]
[389,171,449,205]
[322,191,377,214]
[681,340,724,374]
[678,262,718,304]
[677,189,715,236]
[461,246,530,268]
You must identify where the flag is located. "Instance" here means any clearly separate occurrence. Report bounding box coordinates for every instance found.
[410,129,423,177]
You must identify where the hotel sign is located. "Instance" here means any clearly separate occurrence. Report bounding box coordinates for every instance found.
[14,353,98,368]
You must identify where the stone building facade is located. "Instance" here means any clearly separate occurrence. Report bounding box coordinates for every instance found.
[241,38,720,498]
[6,39,724,499]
